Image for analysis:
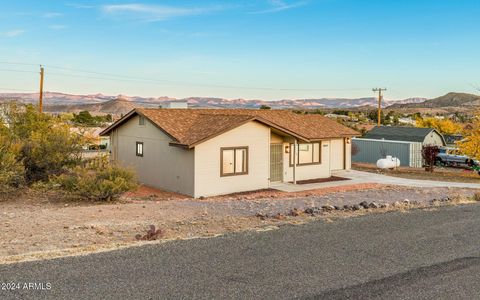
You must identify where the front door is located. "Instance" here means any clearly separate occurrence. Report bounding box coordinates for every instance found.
[270,144,283,182]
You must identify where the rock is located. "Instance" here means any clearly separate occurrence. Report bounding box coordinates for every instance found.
[380,203,389,209]
[274,213,286,220]
[334,206,343,211]
[343,205,351,210]
[304,208,315,215]
[289,208,301,217]
[321,205,335,212]
[255,213,268,220]
[352,204,361,211]
[359,201,369,208]
[403,199,410,205]
[368,202,380,209]
[393,201,401,207]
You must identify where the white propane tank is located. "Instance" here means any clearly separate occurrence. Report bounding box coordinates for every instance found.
[376,156,401,169]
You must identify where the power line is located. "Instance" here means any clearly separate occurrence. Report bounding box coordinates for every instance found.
[0,87,35,92]
[0,61,370,92]
[0,68,38,74]
[0,61,38,67]
[46,71,368,92]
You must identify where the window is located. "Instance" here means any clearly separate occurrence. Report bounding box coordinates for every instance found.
[290,142,321,166]
[136,142,144,157]
[139,116,145,126]
[221,147,248,176]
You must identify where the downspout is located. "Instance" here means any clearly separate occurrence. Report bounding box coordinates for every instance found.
[293,138,297,184]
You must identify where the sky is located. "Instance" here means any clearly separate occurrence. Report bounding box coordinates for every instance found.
[0,0,479,101]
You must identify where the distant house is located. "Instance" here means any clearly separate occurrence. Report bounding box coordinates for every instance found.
[443,134,463,147]
[100,108,358,198]
[160,101,188,109]
[363,126,446,147]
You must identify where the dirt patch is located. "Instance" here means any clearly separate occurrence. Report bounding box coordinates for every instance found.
[123,185,190,201]
[0,185,478,264]
[207,183,388,201]
[353,163,480,183]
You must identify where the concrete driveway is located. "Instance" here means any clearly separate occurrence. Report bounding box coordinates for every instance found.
[271,170,480,192]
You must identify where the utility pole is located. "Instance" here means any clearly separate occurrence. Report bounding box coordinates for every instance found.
[372,88,386,127]
[39,65,44,113]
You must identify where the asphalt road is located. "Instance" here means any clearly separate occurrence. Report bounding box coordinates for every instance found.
[1,204,480,299]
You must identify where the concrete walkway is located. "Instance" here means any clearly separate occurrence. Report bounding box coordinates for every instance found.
[271,170,480,192]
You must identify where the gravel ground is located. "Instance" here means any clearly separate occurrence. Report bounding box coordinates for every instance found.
[191,186,477,216]
[2,204,480,299]
[0,185,478,263]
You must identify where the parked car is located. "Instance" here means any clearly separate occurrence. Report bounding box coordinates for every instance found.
[435,147,479,168]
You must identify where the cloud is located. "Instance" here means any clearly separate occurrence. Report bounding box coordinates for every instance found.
[43,12,63,18]
[252,0,307,14]
[101,3,225,22]
[0,29,25,37]
[49,24,68,30]
[66,3,96,9]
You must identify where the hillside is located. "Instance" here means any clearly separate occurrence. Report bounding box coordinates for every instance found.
[0,91,426,115]
[388,92,480,109]
[43,98,138,115]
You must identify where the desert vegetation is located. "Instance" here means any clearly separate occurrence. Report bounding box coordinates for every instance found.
[0,102,136,201]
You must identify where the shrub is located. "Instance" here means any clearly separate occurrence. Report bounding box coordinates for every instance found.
[0,135,25,192]
[422,145,440,172]
[474,193,480,202]
[1,103,85,183]
[53,157,137,201]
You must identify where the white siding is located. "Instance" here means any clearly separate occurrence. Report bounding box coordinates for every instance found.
[284,140,331,181]
[330,138,345,170]
[424,131,445,147]
[345,140,352,170]
[111,115,195,196]
[194,121,270,198]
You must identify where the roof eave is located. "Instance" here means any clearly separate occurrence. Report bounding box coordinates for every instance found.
[99,109,137,136]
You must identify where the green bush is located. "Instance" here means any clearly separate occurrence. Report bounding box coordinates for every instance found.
[1,102,85,183]
[0,135,25,192]
[53,157,137,201]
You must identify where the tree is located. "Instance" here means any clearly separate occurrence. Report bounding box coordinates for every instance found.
[416,117,462,135]
[458,112,480,160]
[73,111,96,126]
[422,145,440,172]
[367,109,385,125]
[259,105,271,110]
[2,103,85,183]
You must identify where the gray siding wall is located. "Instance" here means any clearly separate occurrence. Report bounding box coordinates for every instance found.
[111,115,195,196]
[352,138,423,167]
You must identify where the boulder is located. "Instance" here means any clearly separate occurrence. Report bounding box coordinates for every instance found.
[359,201,369,208]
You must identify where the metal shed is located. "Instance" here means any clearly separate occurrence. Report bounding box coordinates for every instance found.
[352,138,423,168]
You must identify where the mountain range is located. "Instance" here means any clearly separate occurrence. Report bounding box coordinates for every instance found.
[0,92,427,115]
[388,92,480,108]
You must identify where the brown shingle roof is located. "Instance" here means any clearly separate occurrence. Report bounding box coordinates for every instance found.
[101,108,359,148]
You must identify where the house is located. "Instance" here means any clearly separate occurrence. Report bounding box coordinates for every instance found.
[363,126,446,147]
[161,101,188,109]
[100,108,359,198]
[443,134,463,147]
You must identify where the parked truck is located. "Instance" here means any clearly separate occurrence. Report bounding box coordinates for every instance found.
[436,147,480,173]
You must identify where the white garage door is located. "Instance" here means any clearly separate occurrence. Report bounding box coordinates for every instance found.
[330,139,345,170]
